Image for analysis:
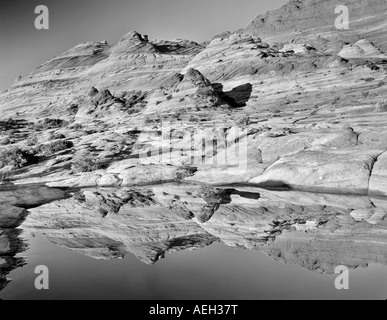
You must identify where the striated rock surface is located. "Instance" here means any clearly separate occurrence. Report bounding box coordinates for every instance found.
[369,151,387,196]
[338,39,387,59]
[0,31,203,120]
[0,0,387,287]
[13,183,386,274]
[243,0,387,52]
[0,1,387,194]
[249,147,383,193]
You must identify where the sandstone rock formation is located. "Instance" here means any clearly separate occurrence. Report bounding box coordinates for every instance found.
[18,184,387,274]
[243,0,387,52]
[0,0,387,286]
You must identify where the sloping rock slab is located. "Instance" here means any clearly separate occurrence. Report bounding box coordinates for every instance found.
[369,151,387,196]
[249,148,382,194]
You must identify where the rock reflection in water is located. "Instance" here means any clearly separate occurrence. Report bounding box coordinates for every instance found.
[0,230,26,291]
[0,185,73,291]
[16,183,387,274]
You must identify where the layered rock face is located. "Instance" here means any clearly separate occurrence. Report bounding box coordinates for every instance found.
[0,31,203,120]
[0,0,387,280]
[19,184,387,274]
[243,0,387,51]
[1,1,387,195]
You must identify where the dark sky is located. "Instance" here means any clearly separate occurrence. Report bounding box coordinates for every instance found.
[0,0,288,91]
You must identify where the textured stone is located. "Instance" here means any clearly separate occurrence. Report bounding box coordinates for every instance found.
[369,152,387,196]
[12,184,385,274]
[249,148,381,194]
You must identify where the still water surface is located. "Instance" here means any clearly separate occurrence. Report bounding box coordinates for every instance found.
[1,233,387,300]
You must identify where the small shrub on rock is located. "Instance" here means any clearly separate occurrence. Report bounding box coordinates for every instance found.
[68,104,79,116]
[0,118,18,132]
[48,132,66,140]
[35,118,67,131]
[71,153,103,173]
[37,140,74,156]
[0,146,38,169]
[175,166,197,181]
[0,136,11,145]
[0,171,11,183]
[236,116,251,126]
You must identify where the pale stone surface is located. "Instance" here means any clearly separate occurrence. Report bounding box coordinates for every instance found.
[369,152,387,196]
[338,40,387,59]
[249,148,382,193]
[243,0,387,52]
[1,24,387,193]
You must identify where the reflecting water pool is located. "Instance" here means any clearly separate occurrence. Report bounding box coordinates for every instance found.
[0,233,386,300]
[1,183,387,300]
